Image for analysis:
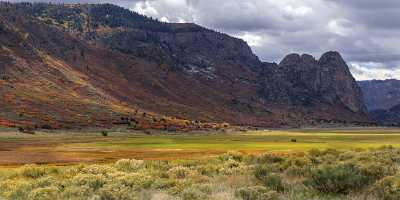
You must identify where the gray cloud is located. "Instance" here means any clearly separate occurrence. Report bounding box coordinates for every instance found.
[4,0,400,80]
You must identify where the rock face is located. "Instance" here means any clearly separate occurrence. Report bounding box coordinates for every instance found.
[358,79,400,111]
[258,52,368,125]
[0,3,370,128]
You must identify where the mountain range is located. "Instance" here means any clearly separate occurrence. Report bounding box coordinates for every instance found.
[358,79,400,126]
[0,3,372,129]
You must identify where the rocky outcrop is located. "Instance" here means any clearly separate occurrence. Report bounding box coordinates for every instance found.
[261,52,366,111]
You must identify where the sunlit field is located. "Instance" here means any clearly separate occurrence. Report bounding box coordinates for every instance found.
[0,128,400,165]
[1,128,400,200]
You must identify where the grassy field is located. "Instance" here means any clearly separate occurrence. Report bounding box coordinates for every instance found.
[0,127,400,165]
[1,128,400,199]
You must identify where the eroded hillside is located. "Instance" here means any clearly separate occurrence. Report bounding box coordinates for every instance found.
[0,3,370,129]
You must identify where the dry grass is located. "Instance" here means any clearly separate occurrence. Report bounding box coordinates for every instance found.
[0,147,399,199]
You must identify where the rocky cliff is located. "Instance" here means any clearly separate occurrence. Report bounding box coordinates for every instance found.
[0,3,370,129]
[258,52,368,126]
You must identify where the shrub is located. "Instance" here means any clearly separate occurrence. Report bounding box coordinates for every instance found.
[262,174,285,192]
[308,148,322,157]
[0,180,32,200]
[304,163,370,194]
[254,165,272,180]
[97,183,137,200]
[181,187,207,200]
[282,156,310,170]
[197,164,219,176]
[152,179,176,190]
[72,174,107,190]
[115,159,144,172]
[80,165,116,175]
[285,165,309,177]
[60,185,93,200]
[18,126,35,134]
[169,166,190,179]
[219,151,244,162]
[257,154,285,164]
[372,176,400,200]
[28,186,59,200]
[220,159,246,175]
[34,176,57,188]
[321,148,340,156]
[361,163,396,180]
[20,164,46,179]
[101,131,108,137]
[236,186,281,200]
[254,166,285,192]
[115,173,154,189]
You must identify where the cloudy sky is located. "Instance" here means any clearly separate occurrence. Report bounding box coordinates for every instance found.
[7,0,400,80]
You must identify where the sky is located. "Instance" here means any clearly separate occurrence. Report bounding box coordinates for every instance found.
[6,0,400,80]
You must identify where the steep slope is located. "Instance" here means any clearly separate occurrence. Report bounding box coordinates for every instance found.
[370,104,400,126]
[258,53,368,125]
[0,3,370,129]
[358,79,400,111]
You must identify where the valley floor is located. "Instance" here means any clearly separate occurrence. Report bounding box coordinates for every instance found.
[0,128,399,165]
[1,128,400,200]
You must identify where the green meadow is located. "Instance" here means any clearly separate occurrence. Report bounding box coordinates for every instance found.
[0,128,400,165]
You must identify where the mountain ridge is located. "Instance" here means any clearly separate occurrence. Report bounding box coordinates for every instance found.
[0,2,370,129]
[358,79,400,126]
[358,79,400,111]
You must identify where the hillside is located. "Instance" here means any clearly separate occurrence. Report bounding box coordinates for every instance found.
[358,79,400,111]
[0,3,370,129]
[370,104,400,126]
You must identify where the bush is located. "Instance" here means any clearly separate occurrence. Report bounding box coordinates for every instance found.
[115,159,144,172]
[262,174,285,192]
[257,154,285,164]
[20,164,46,179]
[18,126,35,134]
[304,163,371,194]
[114,173,154,189]
[60,185,93,200]
[236,186,281,200]
[220,159,246,175]
[101,131,108,137]
[372,176,400,200]
[97,183,137,200]
[169,166,190,179]
[0,180,32,200]
[28,186,59,200]
[34,177,57,188]
[196,164,219,176]
[361,163,396,180]
[72,174,107,190]
[308,148,322,157]
[152,179,176,189]
[181,187,207,200]
[254,165,285,192]
[80,165,116,175]
[219,151,244,162]
[285,165,309,177]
